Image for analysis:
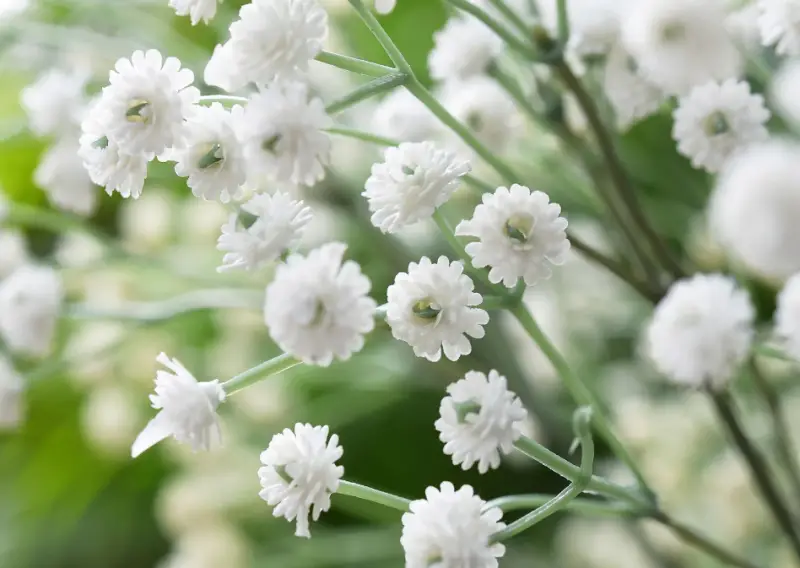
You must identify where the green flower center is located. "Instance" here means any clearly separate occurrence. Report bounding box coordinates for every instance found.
[703,111,730,136]
[197,142,225,169]
[125,99,151,123]
[412,297,441,322]
[504,213,535,245]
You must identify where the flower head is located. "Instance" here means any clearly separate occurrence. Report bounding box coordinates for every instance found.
[217,191,313,272]
[776,273,800,361]
[169,0,219,25]
[456,185,570,288]
[204,42,248,93]
[435,370,527,474]
[35,137,98,216]
[603,42,666,130]
[373,88,440,143]
[646,274,754,388]
[258,423,344,538]
[386,256,488,362]
[758,0,800,56]
[428,17,503,82]
[0,265,63,357]
[364,142,470,234]
[401,482,505,568]
[264,242,377,366]
[21,68,87,136]
[131,352,225,457]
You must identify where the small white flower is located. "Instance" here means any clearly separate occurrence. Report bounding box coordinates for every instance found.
[386,256,488,362]
[536,0,626,58]
[363,142,470,234]
[258,423,344,538]
[228,0,328,86]
[758,0,800,56]
[428,17,503,82]
[0,265,63,358]
[0,229,28,279]
[98,49,199,156]
[603,42,666,130]
[265,242,376,366]
[0,355,23,429]
[373,88,440,143]
[169,0,220,25]
[167,103,246,203]
[771,60,800,124]
[204,42,248,93]
[456,185,570,288]
[435,370,527,474]
[710,139,800,280]
[646,274,754,388]
[20,68,87,136]
[217,191,313,272]
[621,0,741,95]
[35,137,98,216]
[374,0,396,13]
[401,482,505,568]
[776,273,800,360]
[131,352,225,458]
[238,80,332,187]
[672,79,770,173]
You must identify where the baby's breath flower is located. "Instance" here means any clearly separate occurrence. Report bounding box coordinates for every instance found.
[758,0,800,56]
[0,265,63,358]
[20,68,87,136]
[169,0,219,25]
[428,17,503,82]
[603,42,666,130]
[373,89,440,143]
[374,0,396,13]
[35,137,98,216]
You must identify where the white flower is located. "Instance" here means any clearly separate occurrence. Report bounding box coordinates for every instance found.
[621,0,741,95]
[20,68,87,136]
[428,17,503,82]
[217,191,313,272]
[401,482,505,568]
[727,3,763,51]
[238,80,331,187]
[0,355,23,429]
[456,185,570,288]
[169,0,219,25]
[363,142,470,234]
[710,139,800,280]
[603,42,666,130]
[98,49,199,156]
[258,423,344,538]
[374,0,396,13]
[435,370,527,474]
[646,274,754,388]
[386,256,488,362]
[265,242,376,366]
[131,352,225,458]
[204,42,248,93]
[771,60,800,124]
[536,0,627,58]
[34,137,98,216]
[166,103,246,203]
[672,79,770,173]
[0,265,63,358]
[758,0,800,56]
[227,0,328,86]
[373,88,440,143]
[776,273,800,360]
[0,229,28,279]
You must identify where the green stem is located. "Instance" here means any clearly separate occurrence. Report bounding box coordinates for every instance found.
[485,494,638,517]
[222,352,300,395]
[337,480,411,512]
[556,0,569,44]
[347,0,413,74]
[486,0,530,36]
[755,344,796,363]
[443,0,538,60]
[198,94,248,105]
[326,73,408,114]
[315,50,394,77]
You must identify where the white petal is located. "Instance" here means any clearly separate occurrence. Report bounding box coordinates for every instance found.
[131,412,172,457]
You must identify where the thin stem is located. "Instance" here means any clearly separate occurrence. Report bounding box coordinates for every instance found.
[486,494,638,517]
[326,73,408,115]
[486,0,530,37]
[556,0,569,44]
[315,50,394,77]
[337,480,411,512]
[708,388,800,561]
[198,94,249,105]
[222,353,300,395]
[444,0,538,60]
[347,0,413,74]
[755,344,796,363]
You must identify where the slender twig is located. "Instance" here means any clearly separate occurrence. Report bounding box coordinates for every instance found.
[443,0,539,61]
[337,480,412,512]
[198,94,248,105]
[556,0,569,44]
[315,50,394,77]
[326,73,408,115]
[486,494,638,517]
[486,0,530,37]
[347,0,413,74]
[222,353,300,395]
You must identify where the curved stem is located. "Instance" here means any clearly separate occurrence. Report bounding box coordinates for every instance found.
[315,50,394,77]
[486,494,638,517]
[222,352,300,395]
[444,0,538,60]
[337,480,411,512]
[487,0,530,36]
[326,73,408,115]
[347,0,413,74]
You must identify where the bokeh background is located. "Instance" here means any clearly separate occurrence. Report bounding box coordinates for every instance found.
[0,0,797,567]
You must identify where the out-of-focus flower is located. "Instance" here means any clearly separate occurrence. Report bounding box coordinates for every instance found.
[0,355,23,429]
[20,68,87,135]
[771,60,800,123]
[428,17,503,82]
[758,0,800,56]
[204,42,248,93]
[0,265,63,357]
[82,385,142,456]
[373,89,440,143]
[374,0,396,13]
[169,0,220,25]
[603,43,666,130]
[0,229,28,278]
[35,137,98,216]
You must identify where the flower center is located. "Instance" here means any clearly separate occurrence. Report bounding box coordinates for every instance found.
[703,111,730,136]
[92,136,109,149]
[412,297,442,323]
[467,112,483,131]
[401,164,418,176]
[660,21,687,43]
[454,399,482,423]
[504,213,535,248]
[262,134,281,153]
[197,142,225,169]
[125,99,152,123]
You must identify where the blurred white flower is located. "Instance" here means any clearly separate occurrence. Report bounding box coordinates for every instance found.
[646,274,754,388]
[621,0,741,95]
[97,49,199,157]
[672,79,770,173]
[264,242,376,366]
[603,42,666,130]
[0,265,63,358]
[435,369,527,473]
[204,42,248,93]
[758,0,800,56]
[167,103,246,203]
[710,139,800,280]
[35,137,98,216]
[0,229,28,278]
[131,353,226,458]
[726,3,763,51]
[456,184,570,288]
[120,193,174,251]
[363,141,470,233]
[374,0,396,13]
[775,273,800,360]
[401,482,505,568]
[238,80,331,187]
[228,0,328,86]
[217,191,312,272]
[20,68,87,136]
[386,256,488,362]
[428,17,503,82]
[536,0,626,58]
[158,522,250,568]
[771,60,800,123]
[0,355,22,429]
[169,0,220,25]
[373,88,440,143]
[82,385,142,456]
[258,423,344,538]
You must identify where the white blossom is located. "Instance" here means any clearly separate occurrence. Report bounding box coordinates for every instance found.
[217,191,312,272]
[646,274,754,388]
[536,0,627,58]
[204,42,248,93]
[34,137,98,216]
[363,142,470,234]
[169,0,219,25]
[131,352,225,458]
[771,59,800,124]
[373,88,440,143]
[776,273,800,360]
[258,423,344,538]
[0,229,28,279]
[401,482,505,568]
[428,17,503,82]
[435,370,527,474]
[238,80,331,187]
[672,79,770,173]
[166,103,246,203]
[374,0,396,13]
[456,185,570,288]
[0,265,63,358]
[603,42,666,130]
[20,68,87,136]
[0,355,23,429]
[386,256,488,362]
[264,242,376,366]
[710,139,800,280]
[758,0,800,56]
